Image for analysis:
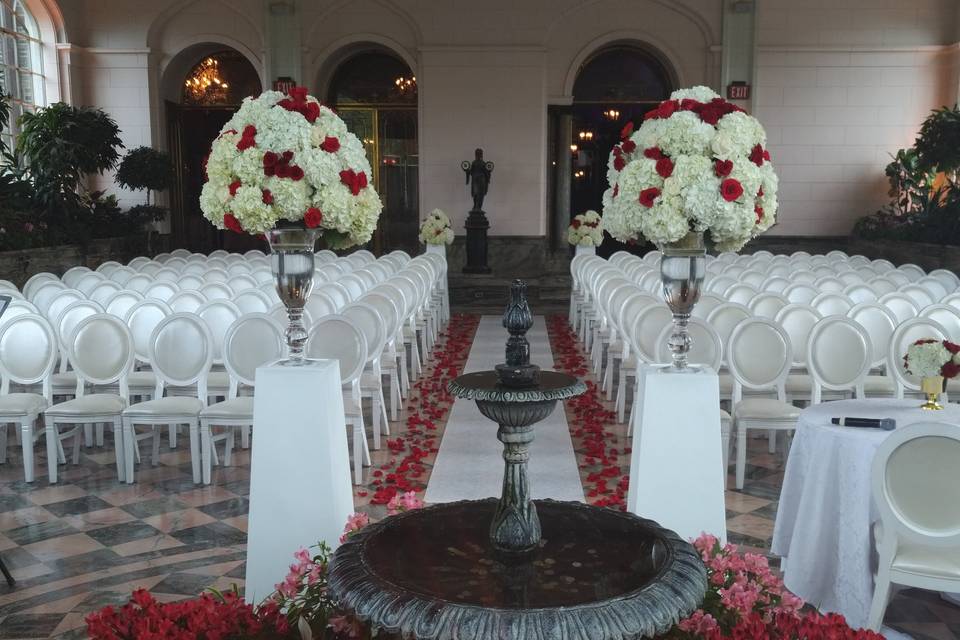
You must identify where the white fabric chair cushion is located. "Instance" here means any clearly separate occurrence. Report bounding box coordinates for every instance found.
[51,372,78,389]
[360,371,382,389]
[0,393,48,416]
[342,391,361,416]
[875,523,960,580]
[128,370,157,389]
[734,398,801,420]
[200,397,254,421]
[123,397,203,418]
[207,371,230,390]
[784,374,812,394]
[864,375,896,393]
[45,394,126,416]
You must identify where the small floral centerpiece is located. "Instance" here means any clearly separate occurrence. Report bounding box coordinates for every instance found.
[904,338,960,410]
[567,210,603,247]
[419,208,454,245]
[200,86,382,249]
[601,86,778,252]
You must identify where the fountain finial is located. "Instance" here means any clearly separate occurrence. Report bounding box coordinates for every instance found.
[495,279,541,387]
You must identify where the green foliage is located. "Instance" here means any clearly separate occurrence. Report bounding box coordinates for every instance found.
[16,102,123,217]
[115,146,174,194]
[853,104,960,245]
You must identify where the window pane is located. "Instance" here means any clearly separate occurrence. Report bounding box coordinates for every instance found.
[15,36,30,70]
[5,64,18,98]
[4,36,15,76]
[17,69,31,103]
[1,3,12,32]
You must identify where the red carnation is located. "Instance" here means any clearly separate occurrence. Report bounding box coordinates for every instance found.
[228,180,241,196]
[263,151,278,166]
[612,184,619,198]
[289,86,308,101]
[943,361,960,379]
[643,106,659,121]
[289,166,304,181]
[620,121,634,140]
[758,186,764,197]
[339,169,368,195]
[621,140,636,153]
[643,147,664,160]
[720,178,744,202]
[275,164,291,178]
[320,136,341,153]
[236,136,255,151]
[679,98,702,112]
[945,341,960,354]
[639,187,661,208]
[223,213,243,233]
[571,219,581,229]
[714,159,733,177]
[750,144,766,167]
[755,205,764,224]
[304,207,323,228]
[261,189,273,205]
[304,102,320,123]
[613,155,626,171]
[655,157,674,178]
[242,125,256,138]
[657,99,679,119]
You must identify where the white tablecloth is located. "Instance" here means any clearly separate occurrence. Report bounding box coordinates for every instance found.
[771,398,960,629]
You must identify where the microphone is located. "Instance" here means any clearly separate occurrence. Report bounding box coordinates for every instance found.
[830,417,896,431]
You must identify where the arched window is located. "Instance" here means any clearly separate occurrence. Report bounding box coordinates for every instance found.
[0,0,44,148]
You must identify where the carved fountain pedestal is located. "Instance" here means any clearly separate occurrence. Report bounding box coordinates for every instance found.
[327,281,707,640]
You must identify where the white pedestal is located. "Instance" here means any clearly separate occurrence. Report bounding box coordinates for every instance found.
[627,365,727,543]
[244,360,354,604]
[575,245,596,256]
[425,244,446,255]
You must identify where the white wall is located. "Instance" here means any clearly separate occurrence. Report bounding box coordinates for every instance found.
[43,0,960,238]
[754,0,960,236]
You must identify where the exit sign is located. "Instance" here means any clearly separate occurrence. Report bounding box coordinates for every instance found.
[727,82,750,100]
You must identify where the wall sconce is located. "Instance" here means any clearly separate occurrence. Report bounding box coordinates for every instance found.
[603,109,621,121]
[570,144,578,153]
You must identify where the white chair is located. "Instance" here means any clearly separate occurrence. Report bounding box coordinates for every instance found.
[363,291,405,419]
[916,276,949,300]
[342,301,390,447]
[707,275,736,295]
[814,276,846,293]
[783,283,819,305]
[124,299,171,401]
[61,266,91,288]
[104,290,144,319]
[762,276,791,294]
[706,302,752,361]
[725,284,758,306]
[928,269,960,293]
[305,292,338,324]
[900,284,935,310]
[89,281,122,307]
[31,281,68,315]
[23,273,58,301]
[306,315,369,484]
[811,292,854,317]
[228,274,258,292]
[44,288,85,326]
[43,314,133,483]
[122,313,214,484]
[196,300,242,399]
[897,263,926,282]
[108,266,137,286]
[96,260,122,276]
[848,303,899,398]
[0,315,59,482]
[168,290,208,314]
[919,304,960,341]
[888,317,949,399]
[775,304,822,404]
[806,316,872,404]
[233,289,273,314]
[199,313,286,483]
[879,292,920,324]
[153,268,180,283]
[74,272,105,297]
[868,277,898,296]
[727,317,800,489]
[749,292,789,319]
[125,274,153,294]
[3,299,39,322]
[199,282,234,301]
[179,274,205,291]
[143,281,180,303]
[867,421,960,631]
[204,267,230,284]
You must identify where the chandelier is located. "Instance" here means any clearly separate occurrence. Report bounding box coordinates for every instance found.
[394,75,416,94]
[184,57,230,105]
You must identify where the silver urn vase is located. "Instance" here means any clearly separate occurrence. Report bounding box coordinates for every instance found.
[659,231,706,372]
[266,227,319,365]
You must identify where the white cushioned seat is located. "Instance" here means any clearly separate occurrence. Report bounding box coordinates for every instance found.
[784,374,812,394]
[51,371,78,389]
[45,394,126,416]
[123,397,203,417]
[734,398,801,420]
[128,370,157,387]
[875,523,960,580]
[864,375,896,394]
[0,393,48,416]
[200,397,253,420]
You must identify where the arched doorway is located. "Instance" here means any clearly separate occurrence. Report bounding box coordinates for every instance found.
[548,44,673,254]
[165,46,261,251]
[325,49,418,254]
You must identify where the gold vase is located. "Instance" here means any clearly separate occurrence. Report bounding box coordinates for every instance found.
[920,375,944,410]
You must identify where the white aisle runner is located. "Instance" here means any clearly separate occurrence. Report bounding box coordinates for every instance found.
[425,315,585,503]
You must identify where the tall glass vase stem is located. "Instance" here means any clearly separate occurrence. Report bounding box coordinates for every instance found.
[660,232,706,372]
[266,228,319,366]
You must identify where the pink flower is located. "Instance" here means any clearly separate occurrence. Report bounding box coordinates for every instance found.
[678,609,720,635]
[387,490,426,515]
[339,512,370,543]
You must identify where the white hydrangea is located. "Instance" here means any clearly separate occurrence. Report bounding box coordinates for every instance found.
[419,208,454,245]
[198,87,382,247]
[904,341,952,378]
[601,85,778,251]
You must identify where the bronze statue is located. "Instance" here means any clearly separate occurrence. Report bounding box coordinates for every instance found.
[461,148,494,212]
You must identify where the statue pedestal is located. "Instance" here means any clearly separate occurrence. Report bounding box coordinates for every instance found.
[464,209,491,274]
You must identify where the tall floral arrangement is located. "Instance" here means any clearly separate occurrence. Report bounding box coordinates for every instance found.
[419,208,454,245]
[904,338,960,378]
[567,210,604,247]
[601,86,778,252]
[200,86,382,249]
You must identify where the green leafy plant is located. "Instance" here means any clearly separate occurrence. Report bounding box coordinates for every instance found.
[115,146,174,205]
[915,105,960,178]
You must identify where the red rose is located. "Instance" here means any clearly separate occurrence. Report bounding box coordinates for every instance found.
[289,86,308,102]
[357,171,368,190]
[621,140,636,153]
[339,169,367,195]
[655,157,674,178]
[228,180,241,196]
[613,155,626,171]
[758,186,764,198]
[236,136,255,151]
[223,213,243,233]
[261,189,273,205]
[657,99,679,119]
[720,178,744,202]
[943,361,960,379]
[620,122,634,140]
[242,125,256,138]
[289,166,304,181]
[275,164,291,178]
[303,102,320,123]
[263,151,278,166]
[945,341,960,354]
[612,146,622,157]
[282,151,294,163]
[679,98,702,112]
[750,144,766,167]
[571,219,581,229]
[612,184,619,198]
[643,147,664,160]
[320,136,340,153]
[714,159,733,177]
[643,107,659,121]
[755,205,764,224]
[304,207,323,228]
[639,187,661,208]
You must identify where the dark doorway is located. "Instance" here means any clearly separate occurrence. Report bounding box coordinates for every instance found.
[327,50,418,255]
[547,46,673,257]
[166,50,261,252]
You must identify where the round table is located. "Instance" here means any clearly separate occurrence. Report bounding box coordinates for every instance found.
[771,398,960,629]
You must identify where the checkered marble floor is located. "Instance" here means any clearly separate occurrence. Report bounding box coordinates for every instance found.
[0,316,957,639]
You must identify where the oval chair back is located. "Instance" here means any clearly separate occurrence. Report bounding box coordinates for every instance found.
[806,316,873,403]
[0,314,58,398]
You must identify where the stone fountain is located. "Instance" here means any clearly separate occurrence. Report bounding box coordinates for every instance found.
[327,280,706,640]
